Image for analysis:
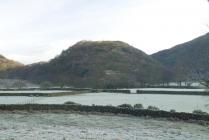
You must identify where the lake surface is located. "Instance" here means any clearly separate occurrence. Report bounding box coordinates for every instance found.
[0,92,209,113]
[0,113,208,140]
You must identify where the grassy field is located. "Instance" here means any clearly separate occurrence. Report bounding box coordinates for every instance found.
[0,113,208,140]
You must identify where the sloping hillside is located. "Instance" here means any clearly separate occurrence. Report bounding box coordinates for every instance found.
[0,55,23,71]
[152,33,209,81]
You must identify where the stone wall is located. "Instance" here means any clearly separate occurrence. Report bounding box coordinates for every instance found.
[136,90,209,95]
[0,104,208,122]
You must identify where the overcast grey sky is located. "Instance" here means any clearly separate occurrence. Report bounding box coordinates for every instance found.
[0,0,209,64]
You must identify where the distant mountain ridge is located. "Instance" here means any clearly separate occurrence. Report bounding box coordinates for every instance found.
[152,33,209,81]
[2,41,164,88]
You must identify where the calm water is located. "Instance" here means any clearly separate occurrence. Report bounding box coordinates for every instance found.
[0,92,209,113]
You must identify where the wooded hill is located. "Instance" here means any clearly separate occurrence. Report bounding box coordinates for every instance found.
[1,41,164,88]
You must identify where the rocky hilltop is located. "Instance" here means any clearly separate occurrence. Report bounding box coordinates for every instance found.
[0,55,23,71]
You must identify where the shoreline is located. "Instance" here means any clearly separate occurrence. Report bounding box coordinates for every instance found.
[0,91,85,97]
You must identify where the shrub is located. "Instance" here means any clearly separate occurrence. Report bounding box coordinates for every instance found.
[193,109,208,115]
[133,104,144,109]
[147,105,159,111]
[117,104,133,109]
[170,109,176,113]
[64,101,80,105]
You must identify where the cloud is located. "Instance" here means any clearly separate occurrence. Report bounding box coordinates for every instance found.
[0,0,208,64]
